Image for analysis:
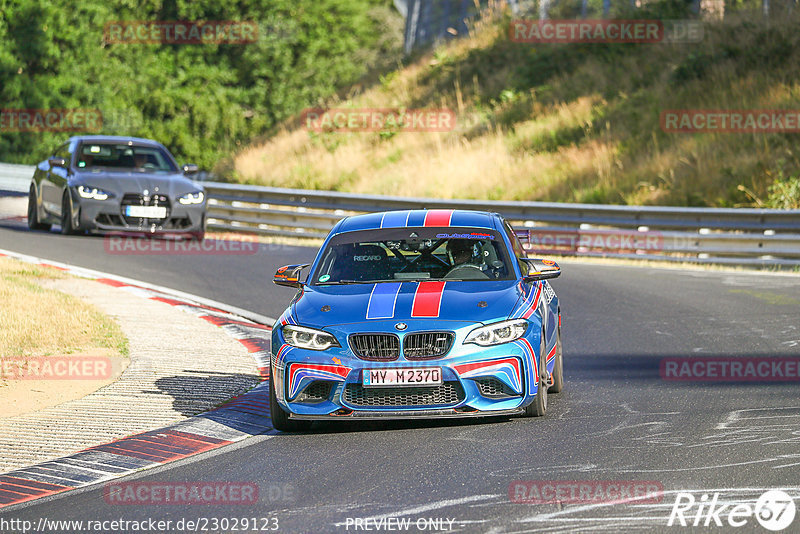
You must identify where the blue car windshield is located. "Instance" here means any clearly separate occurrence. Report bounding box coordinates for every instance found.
[312,228,514,284]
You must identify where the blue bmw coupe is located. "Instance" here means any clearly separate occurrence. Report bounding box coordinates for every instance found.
[269,209,562,431]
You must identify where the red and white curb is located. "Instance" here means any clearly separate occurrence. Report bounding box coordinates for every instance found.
[0,248,277,510]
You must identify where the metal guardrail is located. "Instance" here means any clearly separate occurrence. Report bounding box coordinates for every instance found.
[203,182,800,267]
[0,163,35,195]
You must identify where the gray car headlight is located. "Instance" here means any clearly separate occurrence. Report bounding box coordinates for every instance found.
[282,325,340,351]
[464,319,529,346]
[77,185,111,200]
[178,191,204,205]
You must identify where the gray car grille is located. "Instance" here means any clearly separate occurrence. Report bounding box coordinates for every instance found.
[342,382,464,407]
[403,332,454,360]
[120,193,170,224]
[349,334,400,361]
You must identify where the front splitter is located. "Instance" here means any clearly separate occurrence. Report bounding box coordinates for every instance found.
[290,407,524,420]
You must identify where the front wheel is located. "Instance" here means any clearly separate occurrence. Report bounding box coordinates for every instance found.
[269,367,312,432]
[27,186,51,231]
[188,215,206,242]
[548,326,564,394]
[60,192,80,235]
[524,332,548,417]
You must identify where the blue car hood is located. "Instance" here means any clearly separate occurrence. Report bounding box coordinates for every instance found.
[292,280,524,328]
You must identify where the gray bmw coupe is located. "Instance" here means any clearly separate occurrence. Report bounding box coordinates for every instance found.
[27,136,206,239]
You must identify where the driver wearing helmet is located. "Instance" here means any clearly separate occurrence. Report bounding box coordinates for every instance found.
[444,239,492,280]
[447,239,475,266]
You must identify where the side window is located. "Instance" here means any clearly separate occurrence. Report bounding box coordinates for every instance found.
[503,220,528,275]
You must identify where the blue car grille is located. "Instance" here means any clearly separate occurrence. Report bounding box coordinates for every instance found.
[349,334,400,361]
[349,332,453,361]
[403,332,453,360]
[342,382,464,407]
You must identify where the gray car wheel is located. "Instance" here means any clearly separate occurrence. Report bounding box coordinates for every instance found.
[28,186,51,231]
[60,192,80,235]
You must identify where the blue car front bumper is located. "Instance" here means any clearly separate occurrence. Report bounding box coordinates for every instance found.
[271,319,551,420]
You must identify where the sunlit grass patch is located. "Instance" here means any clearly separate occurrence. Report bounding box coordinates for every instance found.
[0,257,128,359]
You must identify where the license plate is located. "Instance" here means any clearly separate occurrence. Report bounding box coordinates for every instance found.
[362,368,442,387]
[125,205,167,218]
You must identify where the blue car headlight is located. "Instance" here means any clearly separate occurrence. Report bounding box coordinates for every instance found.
[178,191,205,205]
[464,319,528,346]
[282,325,340,351]
[77,185,111,200]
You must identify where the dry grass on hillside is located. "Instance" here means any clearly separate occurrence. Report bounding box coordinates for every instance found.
[229,9,800,207]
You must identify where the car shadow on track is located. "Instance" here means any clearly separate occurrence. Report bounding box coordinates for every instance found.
[153,371,262,417]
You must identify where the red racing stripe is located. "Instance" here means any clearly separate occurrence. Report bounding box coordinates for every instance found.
[519,338,538,380]
[423,210,453,227]
[522,284,542,319]
[411,281,446,317]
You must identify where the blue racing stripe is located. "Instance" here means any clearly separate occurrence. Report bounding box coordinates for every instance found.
[380,211,410,228]
[406,210,427,227]
[449,211,495,229]
[366,282,402,319]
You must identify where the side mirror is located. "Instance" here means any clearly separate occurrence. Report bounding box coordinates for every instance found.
[274,264,310,288]
[182,163,199,175]
[521,258,561,282]
[48,157,67,168]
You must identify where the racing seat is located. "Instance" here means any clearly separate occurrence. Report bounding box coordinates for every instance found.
[330,244,391,282]
[478,240,504,278]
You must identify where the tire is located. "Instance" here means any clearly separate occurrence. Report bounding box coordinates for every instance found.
[548,325,564,394]
[27,186,51,231]
[269,366,312,432]
[524,331,548,417]
[60,192,80,235]
[189,217,205,242]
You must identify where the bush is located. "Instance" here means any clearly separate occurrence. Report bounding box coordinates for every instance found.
[0,0,402,170]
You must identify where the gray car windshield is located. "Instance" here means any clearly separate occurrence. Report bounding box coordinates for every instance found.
[312,228,513,284]
[76,143,178,173]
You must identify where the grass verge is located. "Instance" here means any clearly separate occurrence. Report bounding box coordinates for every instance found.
[0,257,128,359]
